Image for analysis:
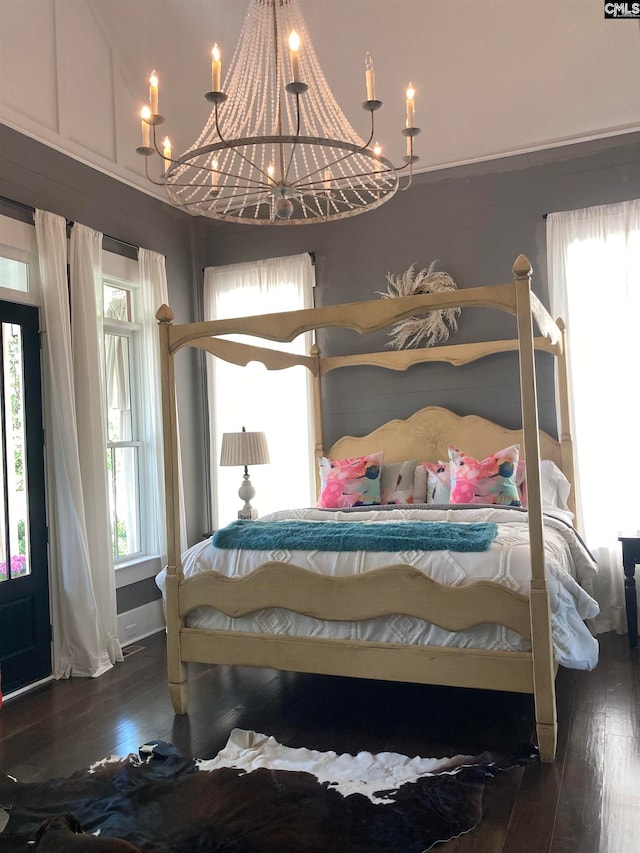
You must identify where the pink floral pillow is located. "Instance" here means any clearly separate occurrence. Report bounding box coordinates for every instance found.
[448,444,521,506]
[317,451,384,508]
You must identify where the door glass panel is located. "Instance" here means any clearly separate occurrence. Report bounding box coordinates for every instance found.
[1,322,30,580]
[0,375,5,582]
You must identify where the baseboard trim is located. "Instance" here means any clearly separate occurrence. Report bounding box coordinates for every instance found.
[117,600,166,647]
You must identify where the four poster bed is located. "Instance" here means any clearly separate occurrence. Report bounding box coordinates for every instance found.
[156,255,598,763]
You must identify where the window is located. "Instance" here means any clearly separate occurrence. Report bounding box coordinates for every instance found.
[204,254,316,528]
[0,215,40,306]
[103,270,143,563]
[0,255,29,293]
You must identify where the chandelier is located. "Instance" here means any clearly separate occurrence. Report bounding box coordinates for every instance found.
[136,0,420,225]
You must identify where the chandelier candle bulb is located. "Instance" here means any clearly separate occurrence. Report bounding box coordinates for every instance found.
[140,105,151,147]
[365,52,375,100]
[211,44,221,91]
[374,141,382,156]
[211,158,219,187]
[289,30,301,83]
[162,136,171,170]
[406,83,415,127]
[149,70,159,114]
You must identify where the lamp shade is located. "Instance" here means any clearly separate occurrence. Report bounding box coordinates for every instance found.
[220,430,270,467]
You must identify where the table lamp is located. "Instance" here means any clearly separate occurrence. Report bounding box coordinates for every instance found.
[220,427,270,520]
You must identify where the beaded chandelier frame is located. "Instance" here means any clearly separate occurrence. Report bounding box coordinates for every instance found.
[136,0,420,225]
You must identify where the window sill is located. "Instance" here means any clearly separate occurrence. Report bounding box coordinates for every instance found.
[115,554,162,589]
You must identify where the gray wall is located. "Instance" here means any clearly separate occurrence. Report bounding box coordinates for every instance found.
[195,132,640,449]
[0,123,208,614]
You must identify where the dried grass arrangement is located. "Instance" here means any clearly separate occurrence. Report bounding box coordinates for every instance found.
[378,261,460,349]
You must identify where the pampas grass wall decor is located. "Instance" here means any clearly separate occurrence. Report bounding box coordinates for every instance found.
[378,261,460,349]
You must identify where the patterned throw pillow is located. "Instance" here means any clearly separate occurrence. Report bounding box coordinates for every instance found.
[317,451,384,508]
[422,462,451,504]
[448,444,521,506]
[380,459,417,504]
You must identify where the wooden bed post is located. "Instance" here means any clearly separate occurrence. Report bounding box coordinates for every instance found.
[513,255,557,763]
[311,340,324,496]
[156,304,188,714]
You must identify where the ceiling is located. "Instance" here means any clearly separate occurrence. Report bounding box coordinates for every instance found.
[1,0,639,204]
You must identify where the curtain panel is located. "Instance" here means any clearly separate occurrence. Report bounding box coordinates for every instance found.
[547,199,640,635]
[35,211,119,678]
[33,218,178,679]
[138,248,187,558]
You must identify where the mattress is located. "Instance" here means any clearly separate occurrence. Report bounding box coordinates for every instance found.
[156,506,600,670]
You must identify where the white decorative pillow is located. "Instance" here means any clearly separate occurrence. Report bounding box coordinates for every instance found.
[519,459,573,516]
[422,462,451,504]
[413,464,427,503]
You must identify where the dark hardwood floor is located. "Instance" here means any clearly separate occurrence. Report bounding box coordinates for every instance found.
[1,631,638,852]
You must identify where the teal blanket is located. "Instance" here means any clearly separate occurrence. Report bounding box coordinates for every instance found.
[212,519,499,553]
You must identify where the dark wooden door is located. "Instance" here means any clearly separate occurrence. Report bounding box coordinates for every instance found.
[0,301,50,694]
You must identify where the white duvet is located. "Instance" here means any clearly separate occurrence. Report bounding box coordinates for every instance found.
[156,506,600,670]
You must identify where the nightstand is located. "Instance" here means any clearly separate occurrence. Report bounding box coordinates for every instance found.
[618,536,640,649]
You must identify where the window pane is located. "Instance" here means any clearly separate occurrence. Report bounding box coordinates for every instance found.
[104,285,131,321]
[107,445,140,559]
[105,333,132,441]
[1,323,30,580]
[0,256,29,293]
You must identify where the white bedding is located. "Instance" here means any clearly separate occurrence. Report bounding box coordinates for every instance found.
[156,506,600,671]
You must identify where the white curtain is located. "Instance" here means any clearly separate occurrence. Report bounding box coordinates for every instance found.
[204,253,315,528]
[138,248,186,556]
[35,210,118,677]
[70,223,121,664]
[547,199,640,634]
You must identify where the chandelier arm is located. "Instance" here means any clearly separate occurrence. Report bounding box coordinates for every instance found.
[282,92,303,186]
[289,120,378,189]
[212,101,277,186]
[363,106,376,149]
[292,149,394,191]
[296,164,394,190]
[179,187,271,214]
[400,169,414,192]
[165,160,271,190]
[182,158,272,190]
[271,0,287,183]
[141,152,172,187]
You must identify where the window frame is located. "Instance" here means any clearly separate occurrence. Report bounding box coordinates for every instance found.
[103,270,147,569]
[0,217,41,307]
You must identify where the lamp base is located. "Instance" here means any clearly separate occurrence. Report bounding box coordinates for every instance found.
[238,506,258,520]
[238,472,258,520]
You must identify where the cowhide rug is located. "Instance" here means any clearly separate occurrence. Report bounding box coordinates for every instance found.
[0,729,536,852]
